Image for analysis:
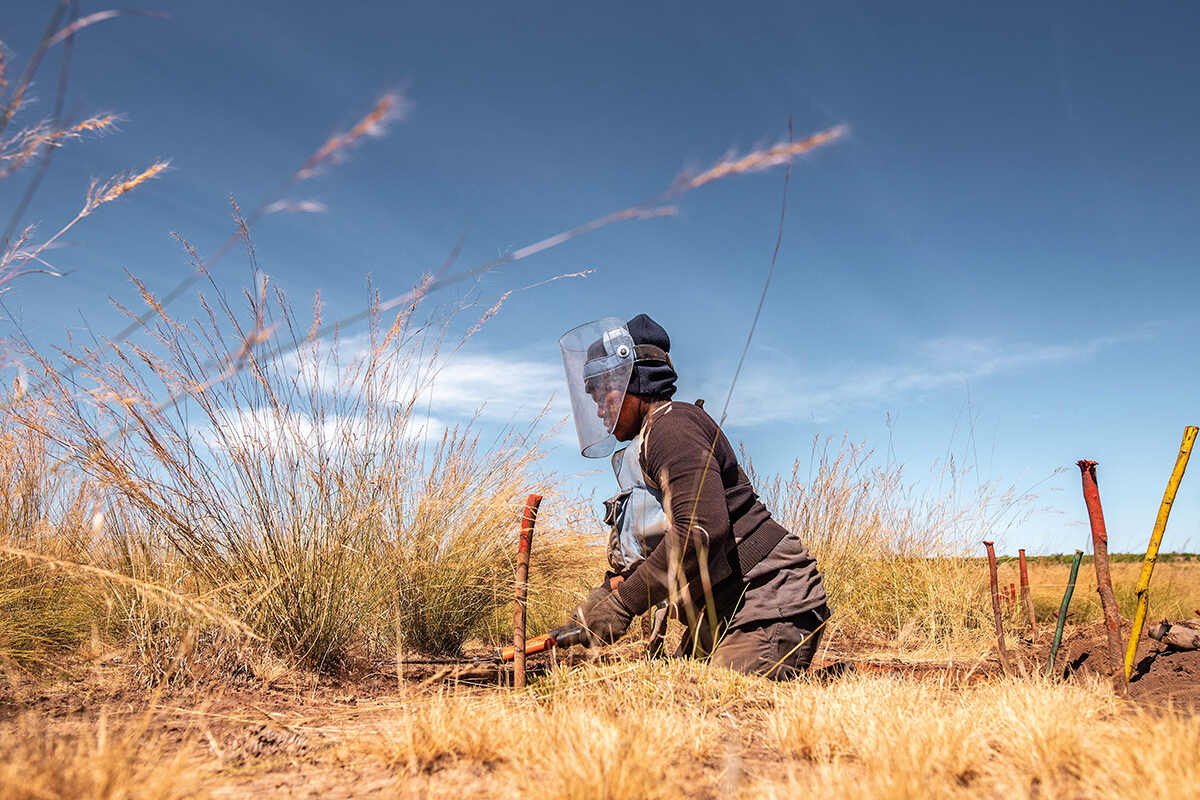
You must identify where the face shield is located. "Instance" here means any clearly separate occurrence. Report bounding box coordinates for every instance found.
[559,318,635,458]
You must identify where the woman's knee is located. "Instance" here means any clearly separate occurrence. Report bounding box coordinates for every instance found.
[712,609,828,680]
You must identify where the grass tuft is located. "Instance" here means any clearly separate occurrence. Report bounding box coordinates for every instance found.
[12,275,594,671]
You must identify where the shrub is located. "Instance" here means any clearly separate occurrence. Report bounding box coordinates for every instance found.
[0,402,105,667]
[18,276,594,669]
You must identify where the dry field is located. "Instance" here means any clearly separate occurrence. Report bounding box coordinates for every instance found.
[6,647,1200,799]
[1,285,1198,798]
[4,15,1200,798]
[4,368,1200,800]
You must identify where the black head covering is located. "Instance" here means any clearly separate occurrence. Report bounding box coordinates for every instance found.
[581,314,677,398]
[625,313,677,399]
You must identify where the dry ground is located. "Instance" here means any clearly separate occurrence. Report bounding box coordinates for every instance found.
[5,618,1200,800]
[4,557,1200,799]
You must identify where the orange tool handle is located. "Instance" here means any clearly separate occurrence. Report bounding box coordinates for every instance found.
[498,625,584,663]
[500,633,557,662]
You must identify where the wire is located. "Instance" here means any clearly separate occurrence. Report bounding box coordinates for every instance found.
[718,116,797,426]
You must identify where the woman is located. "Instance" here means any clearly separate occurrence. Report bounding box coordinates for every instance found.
[558,314,830,678]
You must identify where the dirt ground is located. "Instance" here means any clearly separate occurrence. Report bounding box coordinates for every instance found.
[4,626,1199,798]
[1044,619,1200,708]
[1,660,450,798]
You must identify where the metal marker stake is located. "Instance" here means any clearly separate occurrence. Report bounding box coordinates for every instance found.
[513,494,543,689]
[1047,550,1083,678]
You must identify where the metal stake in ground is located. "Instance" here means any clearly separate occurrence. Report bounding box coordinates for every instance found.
[1019,549,1038,640]
[1076,460,1127,691]
[1125,426,1198,682]
[983,541,1013,676]
[513,493,543,690]
[1047,549,1083,678]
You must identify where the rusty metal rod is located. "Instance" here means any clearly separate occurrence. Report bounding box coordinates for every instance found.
[512,493,543,689]
[1077,460,1126,691]
[984,541,1013,676]
[1047,549,1083,678]
[1019,549,1038,639]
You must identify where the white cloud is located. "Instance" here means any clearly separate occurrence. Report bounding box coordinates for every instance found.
[414,354,569,422]
[715,332,1142,427]
[193,406,446,456]
[224,334,581,459]
[283,334,570,426]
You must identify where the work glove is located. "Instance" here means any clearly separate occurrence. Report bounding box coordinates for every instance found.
[574,573,625,612]
[573,584,634,646]
[579,583,612,609]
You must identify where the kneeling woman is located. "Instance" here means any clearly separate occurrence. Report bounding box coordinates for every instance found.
[558,314,830,679]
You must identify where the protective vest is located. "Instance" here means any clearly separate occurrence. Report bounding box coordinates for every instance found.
[603,432,669,574]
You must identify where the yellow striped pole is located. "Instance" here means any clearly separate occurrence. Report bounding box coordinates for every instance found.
[1124,426,1198,681]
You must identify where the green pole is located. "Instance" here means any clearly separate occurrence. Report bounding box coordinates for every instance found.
[1047,549,1084,678]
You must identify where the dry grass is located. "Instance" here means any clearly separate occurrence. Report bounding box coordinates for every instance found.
[756,437,1200,655]
[300,660,1200,799]
[754,437,1037,657]
[1017,559,1200,629]
[0,400,108,668]
[6,659,1200,799]
[1,8,166,289]
[0,711,202,800]
[345,660,751,798]
[5,275,595,673]
[756,671,1200,798]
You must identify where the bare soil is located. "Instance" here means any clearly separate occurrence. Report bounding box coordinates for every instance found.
[5,627,1199,798]
[1040,620,1200,708]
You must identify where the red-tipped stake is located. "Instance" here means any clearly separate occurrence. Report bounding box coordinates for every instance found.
[1019,549,1038,639]
[1076,460,1127,693]
[513,494,543,689]
[984,541,1014,676]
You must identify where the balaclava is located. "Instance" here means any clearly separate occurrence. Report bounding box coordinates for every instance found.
[625,313,677,399]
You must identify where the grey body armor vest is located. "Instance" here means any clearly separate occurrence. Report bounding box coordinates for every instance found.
[603,432,669,574]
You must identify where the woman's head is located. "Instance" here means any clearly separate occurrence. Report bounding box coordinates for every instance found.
[561,313,678,457]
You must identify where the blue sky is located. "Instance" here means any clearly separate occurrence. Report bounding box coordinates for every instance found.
[3,1,1199,554]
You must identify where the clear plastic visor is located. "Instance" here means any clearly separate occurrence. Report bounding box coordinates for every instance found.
[559,318,635,458]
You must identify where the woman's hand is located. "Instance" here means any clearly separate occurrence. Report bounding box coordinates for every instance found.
[572,585,634,645]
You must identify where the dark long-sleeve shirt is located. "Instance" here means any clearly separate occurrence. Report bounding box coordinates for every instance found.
[614,401,827,624]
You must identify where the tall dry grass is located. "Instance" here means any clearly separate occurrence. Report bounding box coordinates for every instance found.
[386,428,596,654]
[0,395,108,668]
[9,273,594,672]
[754,437,1036,655]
